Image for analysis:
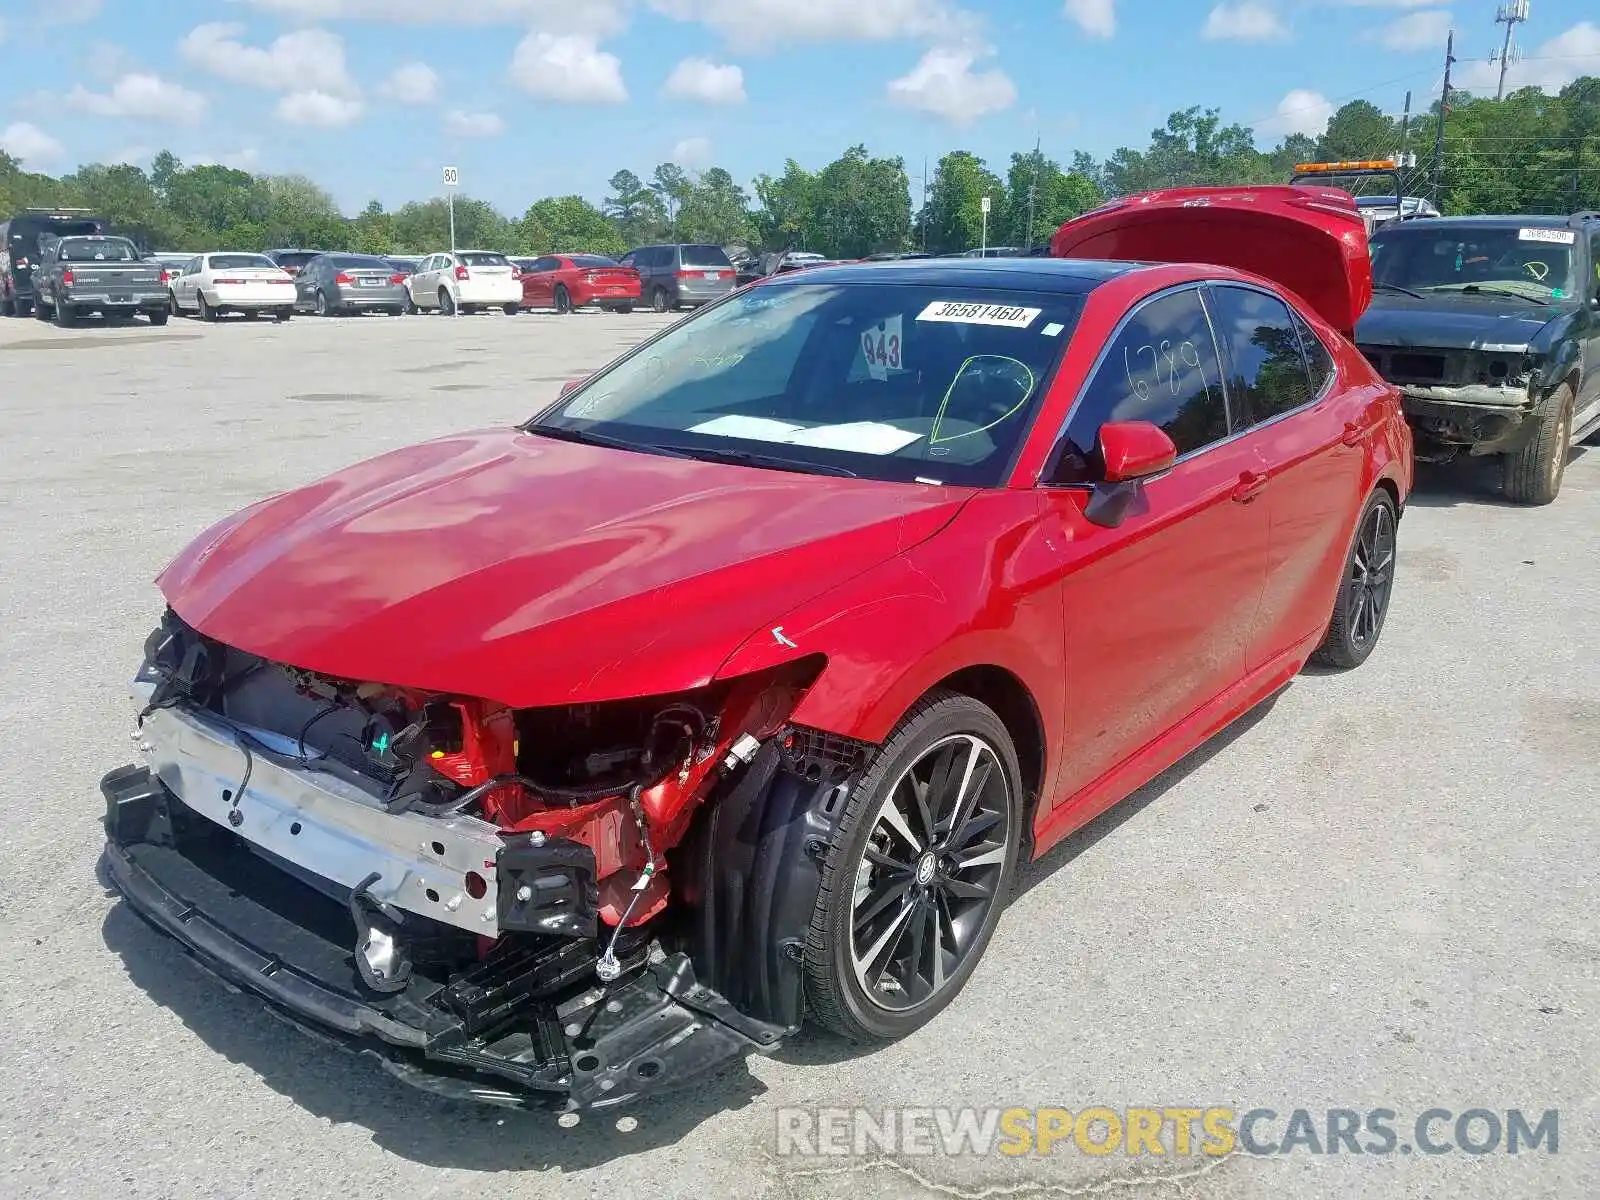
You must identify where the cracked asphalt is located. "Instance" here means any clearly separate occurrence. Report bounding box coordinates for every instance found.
[0,306,1595,1199]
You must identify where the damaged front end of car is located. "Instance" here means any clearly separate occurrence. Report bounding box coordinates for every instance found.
[1356,341,1546,462]
[101,608,869,1111]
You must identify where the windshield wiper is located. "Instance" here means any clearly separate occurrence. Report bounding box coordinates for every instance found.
[659,444,859,478]
[524,424,694,458]
[1374,281,1426,299]
[1431,285,1549,306]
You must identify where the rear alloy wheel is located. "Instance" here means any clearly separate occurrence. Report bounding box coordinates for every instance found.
[1503,382,1574,506]
[313,290,329,317]
[1312,489,1398,670]
[554,285,574,314]
[403,292,418,315]
[804,692,1022,1041]
[651,287,671,313]
[438,288,456,315]
[198,294,217,323]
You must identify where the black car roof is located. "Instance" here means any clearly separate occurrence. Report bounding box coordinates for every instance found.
[759,256,1142,293]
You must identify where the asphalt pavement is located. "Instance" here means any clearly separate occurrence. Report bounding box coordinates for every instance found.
[0,305,1595,1199]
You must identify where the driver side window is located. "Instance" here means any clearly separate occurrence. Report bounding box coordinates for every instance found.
[1052,287,1230,484]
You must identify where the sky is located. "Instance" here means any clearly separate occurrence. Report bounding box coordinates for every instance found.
[0,0,1597,216]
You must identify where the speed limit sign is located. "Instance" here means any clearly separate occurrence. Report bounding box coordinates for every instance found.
[442,166,459,187]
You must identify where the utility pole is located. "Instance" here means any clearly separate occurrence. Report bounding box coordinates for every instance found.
[1493,1,1530,102]
[1430,29,1454,206]
[1025,133,1041,250]
[921,155,929,251]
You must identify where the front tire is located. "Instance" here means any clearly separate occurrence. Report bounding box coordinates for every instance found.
[803,691,1022,1041]
[1311,489,1398,670]
[1503,382,1574,506]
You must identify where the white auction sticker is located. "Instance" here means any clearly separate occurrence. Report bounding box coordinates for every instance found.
[916,300,1041,329]
[1518,228,1575,244]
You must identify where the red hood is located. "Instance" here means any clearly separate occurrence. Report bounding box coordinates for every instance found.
[1050,185,1372,337]
[158,428,970,706]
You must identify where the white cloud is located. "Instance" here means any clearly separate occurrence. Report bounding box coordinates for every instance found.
[379,61,439,103]
[1374,9,1450,51]
[187,148,262,170]
[1062,0,1114,38]
[276,90,364,127]
[66,73,207,124]
[886,46,1016,125]
[179,23,357,97]
[509,33,628,103]
[1202,1,1289,41]
[40,0,101,24]
[672,136,713,168]
[648,0,974,50]
[0,122,66,168]
[245,0,626,32]
[1456,21,1600,94]
[663,57,746,104]
[445,109,505,137]
[1256,88,1334,138]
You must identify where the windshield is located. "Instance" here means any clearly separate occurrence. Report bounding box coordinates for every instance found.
[1370,225,1574,301]
[209,254,276,270]
[529,281,1085,486]
[57,237,138,263]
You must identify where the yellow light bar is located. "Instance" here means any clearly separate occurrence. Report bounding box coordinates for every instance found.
[1294,159,1398,173]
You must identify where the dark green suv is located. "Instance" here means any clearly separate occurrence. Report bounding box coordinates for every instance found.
[1356,211,1600,504]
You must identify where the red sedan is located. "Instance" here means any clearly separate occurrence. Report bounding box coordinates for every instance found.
[516,253,641,313]
[101,186,1410,1110]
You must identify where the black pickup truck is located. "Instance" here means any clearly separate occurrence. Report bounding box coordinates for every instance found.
[1356,212,1600,505]
[32,234,170,327]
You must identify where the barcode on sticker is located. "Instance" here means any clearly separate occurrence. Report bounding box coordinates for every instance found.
[1518,228,1575,245]
[917,301,1041,329]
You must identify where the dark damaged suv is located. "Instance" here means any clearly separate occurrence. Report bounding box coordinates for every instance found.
[1355,212,1600,504]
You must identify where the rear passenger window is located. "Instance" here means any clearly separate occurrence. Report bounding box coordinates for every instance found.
[1209,285,1314,423]
[1054,287,1229,483]
[1293,311,1334,396]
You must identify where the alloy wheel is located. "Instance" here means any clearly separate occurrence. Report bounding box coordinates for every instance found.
[1347,501,1395,651]
[1548,402,1571,495]
[849,734,1012,1013]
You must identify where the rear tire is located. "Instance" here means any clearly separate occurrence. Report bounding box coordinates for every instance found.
[243,309,258,321]
[650,287,671,313]
[14,297,32,318]
[504,303,520,315]
[1311,489,1398,670]
[313,290,330,317]
[54,301,77,328]
[198,294,217,323]
[1503,382,1573,506]
[33,297,50,321]
[438,288,456,315]
[802,691,1023,1042]
[1,296,12,317]
[147,309,168,327]
[276,308,292,322]
[613,303,634,314]
[554,285,574,314]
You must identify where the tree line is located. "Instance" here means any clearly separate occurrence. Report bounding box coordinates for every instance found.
[2,79,1594,260]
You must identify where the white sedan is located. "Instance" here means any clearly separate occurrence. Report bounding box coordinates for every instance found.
[405,250,522,315]
[169,252,298,322]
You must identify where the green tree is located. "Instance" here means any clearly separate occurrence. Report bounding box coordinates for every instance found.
[918,150,1005,254]
[351,200,394,254]
[752,159,817,252]
[1317,101,1401,163]
[809,145,912,257]
[1003,150,1102,247]
[603,169,667,245]
[392,195,513,252]
[677,168,753,246]
[651,163,692,238]
[521,195,625,255]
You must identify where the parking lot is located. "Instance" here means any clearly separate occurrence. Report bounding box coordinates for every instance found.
[0,307,1596,1199]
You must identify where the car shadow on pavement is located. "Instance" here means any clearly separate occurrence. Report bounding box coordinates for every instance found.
[98,886,770,1168]
[1404,445,1593,508]
[770,688,1289,1072]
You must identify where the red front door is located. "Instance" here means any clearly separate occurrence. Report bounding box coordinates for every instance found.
[1035,284,1271,821]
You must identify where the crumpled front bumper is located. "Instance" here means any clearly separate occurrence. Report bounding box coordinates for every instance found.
[101,764,788,1110]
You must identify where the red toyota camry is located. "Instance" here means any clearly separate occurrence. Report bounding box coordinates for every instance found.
[103,186,1411,1112]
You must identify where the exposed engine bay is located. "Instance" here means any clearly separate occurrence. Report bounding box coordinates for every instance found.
[103,608,868,1110]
